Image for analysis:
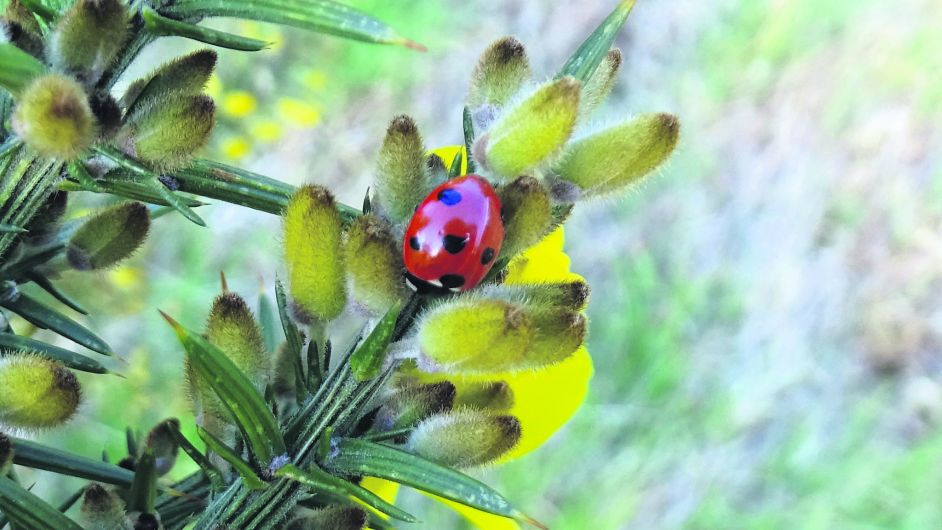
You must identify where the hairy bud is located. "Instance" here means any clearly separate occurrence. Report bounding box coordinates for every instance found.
[374,381,456,432]
[79,483,128,530]
[283,185,347,322]
[344,214,408,315]
[205,292,268,390]
[453,380,515,412]
[580,48,622,119]
[120,95,215,171]
[0,431,12,476]
[122,49,217,112]
[48,0,129,80]
[557,113,680,198]
[0,354,81,430]
[374,115,429,224]
[477,77,581,179]
[144,419,179,477]
[12,73,95,160]
[467,37,531,108]
[23,190,68,244]
[498,176,552,258]
[407,409,521,468]
[66,201,150,271]
[286,506,368,530]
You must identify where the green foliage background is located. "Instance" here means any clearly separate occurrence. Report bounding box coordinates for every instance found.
[10,0,942,528]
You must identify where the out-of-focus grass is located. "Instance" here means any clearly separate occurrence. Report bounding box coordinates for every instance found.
[18,0,942,528]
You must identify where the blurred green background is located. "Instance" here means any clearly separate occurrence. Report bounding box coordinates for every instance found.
[14,0,942,528]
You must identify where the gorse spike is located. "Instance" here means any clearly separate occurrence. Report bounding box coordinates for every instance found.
[0,354,81,430]
[283,185,347,322]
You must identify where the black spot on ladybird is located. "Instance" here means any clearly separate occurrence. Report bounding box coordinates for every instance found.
[481,247,495,264]
[440,274,465,289]
[438,188,462,206]
[442,234,468,254]
[409,236,420,250]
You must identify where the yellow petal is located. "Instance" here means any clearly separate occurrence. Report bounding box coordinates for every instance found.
[428,145,469,175]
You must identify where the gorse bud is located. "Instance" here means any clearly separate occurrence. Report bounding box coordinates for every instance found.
[283,185,347,322]
[406,409,521,469]
[272,342,299,416]
[498,176,552,258]
[66,201,150,271]
[467,37,532,108]
[24,190,68,243]
[580,48,622,119]
[344,214,408,315]
[417,297,586,374]
[12,73,96,160]
[0,431,12,476]
[286,506,368,530]
[3,1,43,57]
[204,292,268,390]
[133,513,161,530]
[0,354,81,429]
[122,49,217,112]
[89,92,123,139]
[482,280,591,311]
[374,115,429,224]
[476,77,581,179]
[374,381,456,431]
[79,483,128,530]
[48,0,129,80]
[121,94,215,171]
[453,380,515,412]
[556,113,680,198]
[144,419,180,477]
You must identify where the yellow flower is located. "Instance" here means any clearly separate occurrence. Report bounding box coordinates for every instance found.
[276,97,321,127]
[221,136,251,160]
[221,90,257,118]
[367,146,593,529]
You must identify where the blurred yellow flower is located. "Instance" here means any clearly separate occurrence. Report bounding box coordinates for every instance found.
[108,264,141,289]
[221,90,257,118]
[367,146,593,529]
[221,136,251,160]
[250,119,283,143]
[276,98,321,127]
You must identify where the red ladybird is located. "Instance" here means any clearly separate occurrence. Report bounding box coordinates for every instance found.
[403,174,504,292]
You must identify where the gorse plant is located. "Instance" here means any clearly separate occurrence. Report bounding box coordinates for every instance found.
[0,0,679,529]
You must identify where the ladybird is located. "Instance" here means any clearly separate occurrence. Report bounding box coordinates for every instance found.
[403,174,504,293]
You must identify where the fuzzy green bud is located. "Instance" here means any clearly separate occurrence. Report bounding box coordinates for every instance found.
[467,37,531,108]
[374,115,429,224]
[481,280,590,311]
[3,1,43,57]
[0,431,12,476]
[476,77,581,179]
[89,92,123,139]
[120,94,215,171]
[271,342,299,416]
[417,298,586,375]
[286,506,368,530]
[283,185,347,322]
[0,354,81,429]
[454,380,515,412]
[122,49,217,112]
[48,0,129,79]
[79,483,129,530]
[66,201,150,271]
[407,409,521,469]
[12,73,96,160]
[580,48,622,119]
[374,381,456,432]
[344,214,408,315]
[498,176,552,257]
[133,513,161,530]
[144,419,179,477]
[557,113,680,198]
[23,190,68,243]
[418,299,533,374]
[205,292,268,389]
